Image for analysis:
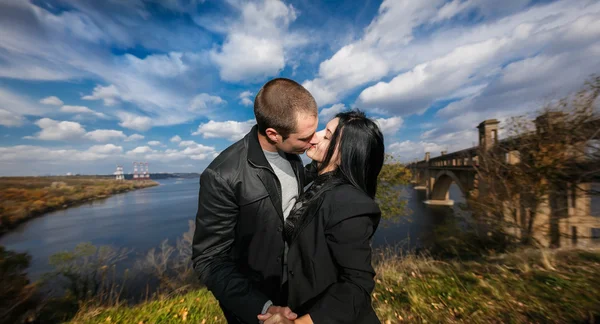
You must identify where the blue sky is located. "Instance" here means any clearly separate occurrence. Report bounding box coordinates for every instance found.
[1,0,599,175]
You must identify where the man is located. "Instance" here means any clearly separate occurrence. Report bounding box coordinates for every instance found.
[192,78,319,323]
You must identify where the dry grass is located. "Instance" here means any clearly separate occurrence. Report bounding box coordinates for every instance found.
[69,248,600,324]
[373,247,600,323]
[0,176,158,234]
[69,289,225,324]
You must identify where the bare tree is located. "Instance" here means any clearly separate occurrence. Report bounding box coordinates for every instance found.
[469,76,600,247]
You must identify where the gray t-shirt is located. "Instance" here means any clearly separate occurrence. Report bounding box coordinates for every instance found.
[263,150,298,220]
[263,149,298,284]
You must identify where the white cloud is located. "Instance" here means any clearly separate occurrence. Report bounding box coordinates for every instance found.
[116,112,152,131]
[181,142,217,160]
[0,2,252,128]
[211,34,284,82]
[82,84,121,106]
[148,140,161,146]
[2,0,600,175]
[125,134,145,142]
[0,87,44,124]
[170,135,182,143]
[87,143,123,154]
[39,96,64,106]
[28,118,86,141]
[357,37,509,113]
[179,140,197,147]
[0,143,216,175]
[304,0,600,112]
[420,128,438,140]
[125,52,188,78]
[387,140,445,162]
[304,46,390,106]
[189,93,226,114]
[239,91,254,106]
[192,119,255,141]
[209,0,305,82]
[389,128,480,162]
[60,105,107,118]
[124,140,217,162]
[0,145,121,163]
[0,109,25,127]
[375,116,404,136]
[84,129,127,142]
[319,103,346,122]
[303,0,444,106]
[127,146,155,155]
[181,143,215,155]
[433,43,600,137]
[355,2,600,119]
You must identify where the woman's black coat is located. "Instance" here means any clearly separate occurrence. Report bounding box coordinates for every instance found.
[285,183,381,323]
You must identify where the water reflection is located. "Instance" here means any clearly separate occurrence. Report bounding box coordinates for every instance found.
[0,179,466,280]
[373,183,465,251]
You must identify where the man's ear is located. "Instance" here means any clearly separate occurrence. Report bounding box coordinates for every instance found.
[265,128,280,143]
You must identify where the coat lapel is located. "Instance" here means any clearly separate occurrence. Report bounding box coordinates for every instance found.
[256,168,284,220]
[288,195,325,244]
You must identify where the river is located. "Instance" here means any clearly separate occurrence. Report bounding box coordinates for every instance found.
[0,178,465,280]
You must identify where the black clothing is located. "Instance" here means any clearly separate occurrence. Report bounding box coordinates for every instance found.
[192,125,310,323]
[285,180,381,323]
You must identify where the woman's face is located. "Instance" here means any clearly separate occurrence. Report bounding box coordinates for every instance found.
[306,117,340,163]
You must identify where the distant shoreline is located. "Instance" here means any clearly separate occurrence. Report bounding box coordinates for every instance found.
[0,176,160,237]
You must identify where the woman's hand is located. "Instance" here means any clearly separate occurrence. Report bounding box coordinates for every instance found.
[258,312,295,324]
[258,306,297,324]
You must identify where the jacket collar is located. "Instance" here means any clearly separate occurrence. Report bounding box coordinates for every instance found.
[246,124,302,168]
[247,125,272,169]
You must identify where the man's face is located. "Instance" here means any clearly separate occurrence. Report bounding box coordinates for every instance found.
[276,112,318,154]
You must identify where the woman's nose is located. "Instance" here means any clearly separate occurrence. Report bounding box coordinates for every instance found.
[311,129,325,144]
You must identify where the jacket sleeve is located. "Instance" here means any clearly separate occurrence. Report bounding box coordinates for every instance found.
[192,168,269,323]
[308,208,379,323]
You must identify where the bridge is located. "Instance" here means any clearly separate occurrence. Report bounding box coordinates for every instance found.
[407,119,499,206]
[406,114,600,247]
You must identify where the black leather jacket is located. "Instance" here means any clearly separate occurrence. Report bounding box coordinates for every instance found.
[192,125,313,323]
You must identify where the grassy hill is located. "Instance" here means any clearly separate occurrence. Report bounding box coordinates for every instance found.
[68,248,600,324]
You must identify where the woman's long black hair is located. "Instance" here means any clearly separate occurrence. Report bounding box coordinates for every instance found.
[284,110,385,241]
[318,109,385,198]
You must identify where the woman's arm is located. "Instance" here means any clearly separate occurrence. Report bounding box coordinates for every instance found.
[306,213,378,323]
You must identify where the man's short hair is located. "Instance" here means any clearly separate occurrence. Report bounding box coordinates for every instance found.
[254,78,317,139]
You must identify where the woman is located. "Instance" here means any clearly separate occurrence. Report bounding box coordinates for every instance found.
[259,110,384,324]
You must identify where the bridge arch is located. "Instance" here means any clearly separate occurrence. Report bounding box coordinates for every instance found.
[430,170,468,201]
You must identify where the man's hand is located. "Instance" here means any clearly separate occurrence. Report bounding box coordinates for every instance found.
[257,306,297,323]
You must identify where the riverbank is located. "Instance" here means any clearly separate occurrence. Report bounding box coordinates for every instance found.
[69,248,600,324]
[0,177,158,235]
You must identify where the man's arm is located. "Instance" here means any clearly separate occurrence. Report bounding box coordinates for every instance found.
[192,168,269,323]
